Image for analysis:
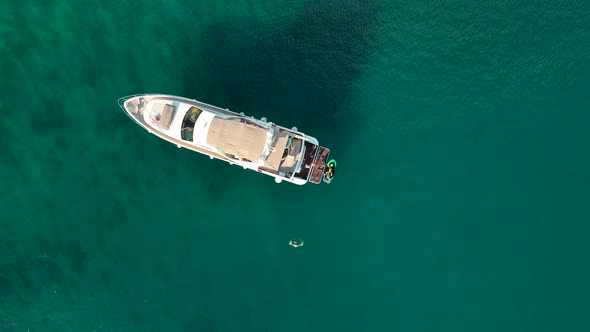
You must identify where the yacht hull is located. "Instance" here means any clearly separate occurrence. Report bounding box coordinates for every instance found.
[118,94,331,185]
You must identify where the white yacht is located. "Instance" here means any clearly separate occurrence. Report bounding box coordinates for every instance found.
[118,94,334,185]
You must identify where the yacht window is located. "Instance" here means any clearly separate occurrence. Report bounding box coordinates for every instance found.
[181,107,203,141]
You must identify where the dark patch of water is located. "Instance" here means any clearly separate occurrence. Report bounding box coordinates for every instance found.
[181,1,384,147]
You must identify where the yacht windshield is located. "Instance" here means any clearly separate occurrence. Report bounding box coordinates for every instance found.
[181,106,203,141]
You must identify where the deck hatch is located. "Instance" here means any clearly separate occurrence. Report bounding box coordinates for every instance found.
[150,103,176,130]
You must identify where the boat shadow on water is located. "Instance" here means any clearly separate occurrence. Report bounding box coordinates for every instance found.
[180,1,385,150]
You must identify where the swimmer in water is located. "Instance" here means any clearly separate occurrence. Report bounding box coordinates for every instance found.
[289,239,304,248]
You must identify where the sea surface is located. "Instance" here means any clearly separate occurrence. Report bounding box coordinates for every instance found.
[1,0,589,331]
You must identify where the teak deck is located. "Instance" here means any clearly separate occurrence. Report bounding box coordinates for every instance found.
[309,147,330,184]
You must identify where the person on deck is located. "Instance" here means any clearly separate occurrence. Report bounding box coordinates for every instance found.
[324,162,336,180]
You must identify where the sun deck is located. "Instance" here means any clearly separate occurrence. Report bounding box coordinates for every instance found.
[206,117,271,163]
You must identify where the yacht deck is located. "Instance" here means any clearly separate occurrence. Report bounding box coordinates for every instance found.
[309,147,330,184]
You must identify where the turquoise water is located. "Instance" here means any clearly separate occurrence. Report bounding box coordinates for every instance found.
[1,0,589,330]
